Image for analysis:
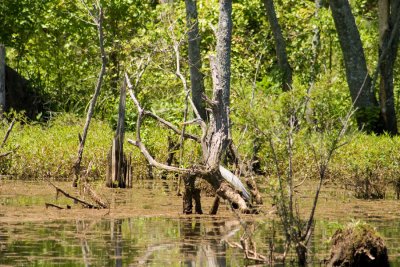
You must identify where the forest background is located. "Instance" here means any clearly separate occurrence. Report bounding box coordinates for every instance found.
[0,0,399,201]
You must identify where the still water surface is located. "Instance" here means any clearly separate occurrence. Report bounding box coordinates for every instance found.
[0,180,399,266]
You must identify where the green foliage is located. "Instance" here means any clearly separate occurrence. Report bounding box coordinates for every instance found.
[0,0,399,202]
[1,113,111,180]
[333,133,400,199]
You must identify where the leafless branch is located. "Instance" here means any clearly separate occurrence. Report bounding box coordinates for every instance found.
[49,181,101,209]
[302,97,355,243]
[73,5,106,187]
[45,203,65,209]
[128,139,193,173]
[124,73,200,142]
[1,118,15,148]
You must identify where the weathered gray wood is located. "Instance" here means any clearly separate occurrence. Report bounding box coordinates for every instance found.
[0,44,5,115]
[106,79,128,188]
[126,0,252,213]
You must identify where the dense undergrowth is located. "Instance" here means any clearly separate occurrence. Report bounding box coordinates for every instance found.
[0,113,399,200]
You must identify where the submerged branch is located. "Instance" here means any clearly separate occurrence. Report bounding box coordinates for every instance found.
[49,181,101,209]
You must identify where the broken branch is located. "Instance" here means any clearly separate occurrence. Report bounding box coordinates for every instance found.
[1,118,15,148]
[49,181,101,209]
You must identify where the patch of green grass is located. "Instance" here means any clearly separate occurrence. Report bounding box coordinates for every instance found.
[0,113,203,182]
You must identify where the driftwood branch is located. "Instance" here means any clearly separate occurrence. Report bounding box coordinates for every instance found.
[224,239,269,264]
[145,112,200,142]
[83,183,108,209]
[49,181,102,209]
[125,71,206,176]
[82,161,109,208]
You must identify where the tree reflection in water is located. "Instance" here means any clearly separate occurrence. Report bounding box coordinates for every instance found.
[135,217,241,266]
[180,217,240,267]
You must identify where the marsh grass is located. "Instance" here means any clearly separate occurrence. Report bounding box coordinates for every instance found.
[0,113,203,182]
[0,113,399,200]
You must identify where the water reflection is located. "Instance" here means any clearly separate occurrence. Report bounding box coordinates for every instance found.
[179,218,240,266]
[0,217,399,266]
[0,217,245,266]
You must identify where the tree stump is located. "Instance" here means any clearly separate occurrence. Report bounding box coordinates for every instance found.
[327,224,389,267]
[106,78,132,188]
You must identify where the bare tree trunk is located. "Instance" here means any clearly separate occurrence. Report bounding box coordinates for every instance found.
[106,79,128,188]
[330,0,380,132]
[185,0,207,121]
[263,0,292,92]
[206,0,233,170]
[73,6,107,187]
[378,0,399,135]
[0,44,5,115]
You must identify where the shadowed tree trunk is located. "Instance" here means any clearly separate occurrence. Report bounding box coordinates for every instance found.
[330,0,381,132]
[305,0,323,124]
[0,44,5,115]
[185,0,207,121]
[378,0,399,135]
[263,0,292,92]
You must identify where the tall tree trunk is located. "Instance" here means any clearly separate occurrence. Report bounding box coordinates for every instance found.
[0,44,5,115]
[206,0,233,170]
[185,0,207,121]
[204,0,250,213]
[263,0,292,92]
[378,0,399,135]
[305,0,323,124]
[330,0,380,132]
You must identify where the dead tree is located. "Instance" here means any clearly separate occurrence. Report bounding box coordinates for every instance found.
[73,3,107,187]
[106,78,132,188]
[125,0,252,213]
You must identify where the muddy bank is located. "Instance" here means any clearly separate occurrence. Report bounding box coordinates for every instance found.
[0,180,239,223]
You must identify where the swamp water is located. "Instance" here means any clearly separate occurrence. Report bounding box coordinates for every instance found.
[0,180,400,266]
